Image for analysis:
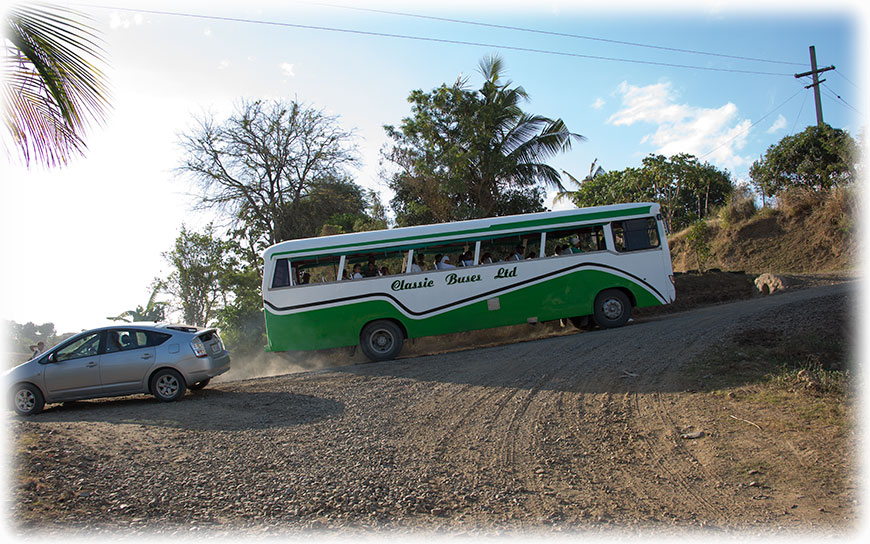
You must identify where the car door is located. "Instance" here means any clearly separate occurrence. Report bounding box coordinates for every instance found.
[43,331,104,401]
[100,328,156,394]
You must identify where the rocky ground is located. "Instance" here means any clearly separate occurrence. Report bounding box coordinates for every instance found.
[6,282,858,537]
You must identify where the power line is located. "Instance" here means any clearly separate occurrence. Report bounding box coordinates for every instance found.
[791,89,810,134]
[77,3,796,77]
[302,1,807,68]
[831,68,859,90]
[821,82,861,115]
[699,88,804,160]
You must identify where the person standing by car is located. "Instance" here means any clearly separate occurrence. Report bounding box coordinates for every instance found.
[28,341,45,360]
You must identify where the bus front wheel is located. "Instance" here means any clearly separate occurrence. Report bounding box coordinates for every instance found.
[360,320,405,362]
[593,289,631,329]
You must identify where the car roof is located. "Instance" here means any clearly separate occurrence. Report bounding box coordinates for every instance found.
[71,323,205,335]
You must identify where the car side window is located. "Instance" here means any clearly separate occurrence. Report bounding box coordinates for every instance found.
[106,329,173,353]
[54,333,102,362]
[105,329,152,353]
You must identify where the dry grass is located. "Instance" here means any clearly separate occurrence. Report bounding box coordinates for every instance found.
[669,187,856,274]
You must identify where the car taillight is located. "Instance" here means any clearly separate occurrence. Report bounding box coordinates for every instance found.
[190,338,208,358]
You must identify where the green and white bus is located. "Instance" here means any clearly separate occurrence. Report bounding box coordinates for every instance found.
[262,202,675,361]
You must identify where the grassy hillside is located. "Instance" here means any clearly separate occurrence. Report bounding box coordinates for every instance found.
[668,187,857,275]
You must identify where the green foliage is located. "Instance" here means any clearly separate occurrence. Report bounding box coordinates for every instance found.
[685,220,712,273]
[749,124,858,198]
[383,54,582,226]
[568,153,733,233]
[107,284,167,323]
[160,224,228,328]
[213,265,265,356]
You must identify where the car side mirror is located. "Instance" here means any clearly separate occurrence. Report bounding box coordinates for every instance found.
[47,352,56,363]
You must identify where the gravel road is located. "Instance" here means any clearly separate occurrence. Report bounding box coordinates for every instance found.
[8,282,856,536]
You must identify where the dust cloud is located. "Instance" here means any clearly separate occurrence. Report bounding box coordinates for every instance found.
[215,347,362,383]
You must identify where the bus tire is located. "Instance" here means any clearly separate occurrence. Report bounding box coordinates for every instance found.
[360,320,405,362]
[592,289,631,329]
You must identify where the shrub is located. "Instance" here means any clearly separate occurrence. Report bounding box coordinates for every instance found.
[685,220,712,273]
[718,184,758,228]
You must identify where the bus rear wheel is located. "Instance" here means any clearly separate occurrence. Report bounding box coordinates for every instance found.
[593,289,631,328]
[360,320,405,362]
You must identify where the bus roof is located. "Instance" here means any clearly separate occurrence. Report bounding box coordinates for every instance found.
[263,202,660,262]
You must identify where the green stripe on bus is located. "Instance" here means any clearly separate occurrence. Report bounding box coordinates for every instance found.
[263,268,661,351]
[270,205,652,260]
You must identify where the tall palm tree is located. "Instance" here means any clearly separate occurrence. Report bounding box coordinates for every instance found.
[3,3,111,168]
[471,54,584,215]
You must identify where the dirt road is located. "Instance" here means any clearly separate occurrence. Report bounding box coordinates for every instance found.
[9,283,856,535]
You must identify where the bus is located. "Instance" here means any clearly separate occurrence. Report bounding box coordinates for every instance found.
[261,202,675,361]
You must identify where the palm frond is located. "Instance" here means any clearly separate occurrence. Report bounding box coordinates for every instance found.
[4,3,111,168]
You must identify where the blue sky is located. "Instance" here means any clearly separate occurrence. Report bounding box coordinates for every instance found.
[2,0,866,335]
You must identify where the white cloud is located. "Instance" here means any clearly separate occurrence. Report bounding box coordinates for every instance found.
[608,80,750,170]
[108,11,144,30]
[203,27,212,37]
[591,97,605,110]
[280,62,295,77]
[767,114,787,134]
[218,60,229,70]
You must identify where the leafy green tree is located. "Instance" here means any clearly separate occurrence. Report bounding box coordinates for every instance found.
[749,124,858,200]
[176,98,359,253]
[107,284,167,323]
[160,224,228,327]
[568,153,732,233]
[213,251,265,356]
[4,3,110,167]
[383,54,582,225]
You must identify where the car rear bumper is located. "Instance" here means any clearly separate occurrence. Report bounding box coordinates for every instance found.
[185,351,231,383]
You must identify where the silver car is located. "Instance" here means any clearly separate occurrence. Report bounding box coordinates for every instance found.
[6,324,231,416]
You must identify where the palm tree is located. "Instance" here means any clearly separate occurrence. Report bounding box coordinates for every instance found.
[552,158,605,206]
[471,54,584,215]
[3,3,111,168]
[107,284,168,323]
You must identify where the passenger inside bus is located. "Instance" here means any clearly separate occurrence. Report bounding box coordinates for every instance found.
[409,254,424,273]
[351,264,364,279]
[363,256,380,277]
[435,255,455,269]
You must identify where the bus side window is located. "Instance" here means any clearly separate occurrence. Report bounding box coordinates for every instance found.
[613,218,661,252]
[272,258,291,288]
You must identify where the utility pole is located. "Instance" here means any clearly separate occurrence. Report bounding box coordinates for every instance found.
[794,45,835,127]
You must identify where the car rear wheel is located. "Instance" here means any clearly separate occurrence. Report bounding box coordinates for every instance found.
[150,369,186,402]
[360,320,405,362]
[11,383,44,416]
